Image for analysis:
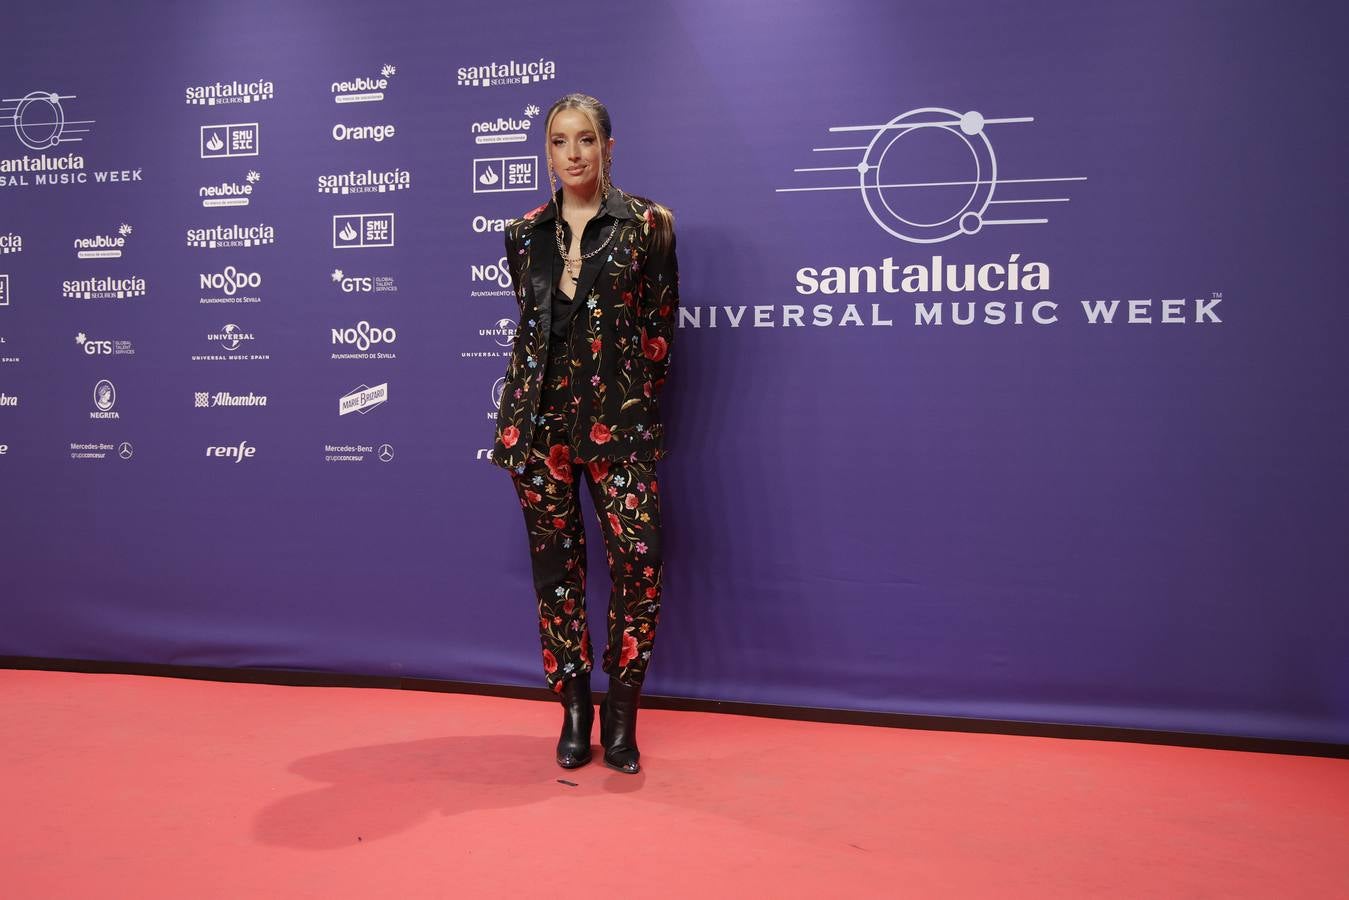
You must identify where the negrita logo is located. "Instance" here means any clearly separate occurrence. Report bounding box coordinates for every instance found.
[185,79,275,106]
[332,65,396,103]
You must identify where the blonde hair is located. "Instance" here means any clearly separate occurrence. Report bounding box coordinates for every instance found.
[545,92,674,251]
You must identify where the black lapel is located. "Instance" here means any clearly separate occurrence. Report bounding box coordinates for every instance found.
[528,230,553,336]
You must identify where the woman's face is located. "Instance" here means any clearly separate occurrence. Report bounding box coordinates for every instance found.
[548,107,613,196]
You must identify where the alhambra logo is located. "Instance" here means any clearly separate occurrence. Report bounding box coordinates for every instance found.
[778,106,1084,243]
[456,57,556,88]
[185,79,275,106]
[332,65,396,103]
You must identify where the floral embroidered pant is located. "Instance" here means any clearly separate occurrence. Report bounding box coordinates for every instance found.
[508,350,663,693]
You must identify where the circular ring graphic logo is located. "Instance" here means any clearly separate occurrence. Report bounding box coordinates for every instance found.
[220,323,243,352]
[118,442,134,460]
[94,379,116,412]
[13,91,66,151]
[493,317,517,348]
[377,443,395,462]
[860,108,995,243]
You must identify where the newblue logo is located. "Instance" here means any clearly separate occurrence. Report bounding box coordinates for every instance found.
[332,65,396,103]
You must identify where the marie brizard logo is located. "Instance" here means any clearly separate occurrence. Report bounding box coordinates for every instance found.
[339,383,388,416]
[778,106,1085,243]
[1,91,93,150]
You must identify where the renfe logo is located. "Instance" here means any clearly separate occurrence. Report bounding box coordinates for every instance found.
[206,440,256,462]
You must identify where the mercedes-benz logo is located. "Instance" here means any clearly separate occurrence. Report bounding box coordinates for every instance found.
[118,442,134,460]
[377,443,395,462]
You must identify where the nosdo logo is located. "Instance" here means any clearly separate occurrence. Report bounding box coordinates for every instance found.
[200,170,260,207]
[777,106,1084,244]
[200,266,262,297]
[471,256,512,289]
[332,122,396,143]
[195,391,268,408]
[330,268,398,294]
[186,223,275,249]
[61,275,147,300]
[472,215,510,234]
[332,64,396,103]
[317,167,410,195]
[0,233,21,254]
[456,57,556,88]
[73,223,132,259]
[331,320,397,352]
[471,104,540,144]
[206,440,256,462]
[185,79,274,106]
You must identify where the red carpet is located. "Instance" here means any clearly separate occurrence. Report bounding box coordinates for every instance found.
[1,669,1345,898]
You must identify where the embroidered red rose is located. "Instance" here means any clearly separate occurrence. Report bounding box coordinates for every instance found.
[641,330,668,362]
[552,517,566,529]
[624,493,638,509]
[590,338,602,354]
[523,202,548,221]
[590,422,612,444]
[563,598,575,615]
[607,512,622,536]
[645,586,658,600]
[546,444,573,482]
[542,649,558,674]
[524,490,541,503]
[649,479,658,494]
[587,459,610,482]
[618,631,639,667]
[501,425,519,448]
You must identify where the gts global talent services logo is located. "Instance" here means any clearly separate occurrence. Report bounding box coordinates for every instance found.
[331,268,397,294]
[185,78,275,106]
[778,106,1084,244]
[457,57,556,88]
[75,332,135,356]
[200,170,260,207]
[332,64,396,103]
[74,223,132,259]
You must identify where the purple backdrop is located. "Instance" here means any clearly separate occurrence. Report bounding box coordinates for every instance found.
[2,0,1346,743]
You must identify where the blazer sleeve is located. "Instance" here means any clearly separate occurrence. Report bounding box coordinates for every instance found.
[638,227,678,395]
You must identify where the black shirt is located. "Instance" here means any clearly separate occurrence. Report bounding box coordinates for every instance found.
[547,188,631,341]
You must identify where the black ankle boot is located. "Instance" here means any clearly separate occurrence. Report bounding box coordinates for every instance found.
[556,674,593,769]
[600,678,642,774]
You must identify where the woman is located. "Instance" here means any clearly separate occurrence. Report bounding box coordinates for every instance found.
[490,93,678,774]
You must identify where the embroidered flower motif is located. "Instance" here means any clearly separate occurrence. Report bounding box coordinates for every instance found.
[501,425,520,448]
[618,632,640,667]
[590,422,612,445]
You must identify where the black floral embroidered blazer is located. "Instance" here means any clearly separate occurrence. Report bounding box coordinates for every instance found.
[490,187,679,469]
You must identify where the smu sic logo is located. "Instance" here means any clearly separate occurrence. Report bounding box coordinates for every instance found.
[200,266,262,296]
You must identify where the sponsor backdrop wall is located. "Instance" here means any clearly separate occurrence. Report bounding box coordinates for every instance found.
[2,0,1345,743]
